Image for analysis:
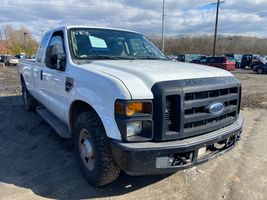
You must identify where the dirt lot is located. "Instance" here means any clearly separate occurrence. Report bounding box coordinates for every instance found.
[0,67,267,200]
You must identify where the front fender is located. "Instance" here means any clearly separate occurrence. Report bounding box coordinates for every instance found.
[67,75,131,141]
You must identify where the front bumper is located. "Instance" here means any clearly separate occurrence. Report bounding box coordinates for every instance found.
[111,116,243,175]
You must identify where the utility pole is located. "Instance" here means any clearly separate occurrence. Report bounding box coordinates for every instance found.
[161,0,165,52]
[24,32,28,55]
[212,0,224,56]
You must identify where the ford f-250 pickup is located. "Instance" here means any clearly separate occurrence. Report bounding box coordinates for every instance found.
[19,26,243,186]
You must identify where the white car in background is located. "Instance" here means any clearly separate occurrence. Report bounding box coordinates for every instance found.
[7,57,19,66]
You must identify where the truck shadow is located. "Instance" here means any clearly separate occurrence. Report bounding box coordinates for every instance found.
[0,95,168,199]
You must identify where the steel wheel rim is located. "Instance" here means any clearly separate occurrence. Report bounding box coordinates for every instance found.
[258,68,263,74]
[79,128,95,171]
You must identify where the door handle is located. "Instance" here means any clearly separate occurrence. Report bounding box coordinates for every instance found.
[40,70,43,80]
[65,77,74,92]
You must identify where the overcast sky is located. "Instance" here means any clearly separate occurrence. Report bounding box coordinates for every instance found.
[0,0,266,40]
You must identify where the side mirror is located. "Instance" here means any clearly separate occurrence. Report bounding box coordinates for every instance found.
[45,45,66,71]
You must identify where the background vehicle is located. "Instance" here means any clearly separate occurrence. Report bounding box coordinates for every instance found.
[253,64,267,74]
[15,53,27,60]
[19,26,243,186]
[0,55,19,66]
[177,54,185,62]
[190,55,207,64]
[240,54,253,69]
[200,56,236,71]
[7,57,19,66]
[26,54,36,62]
[176,54,203,62]
[240,54,265,69]
[0,55,11,64]
[225,54,242,68]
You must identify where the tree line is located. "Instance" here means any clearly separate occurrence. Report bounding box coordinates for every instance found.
[150,35,267,56]
[0,25,266,57]
[0,25,39,56]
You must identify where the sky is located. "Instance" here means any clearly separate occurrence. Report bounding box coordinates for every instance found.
[0,0,266,40]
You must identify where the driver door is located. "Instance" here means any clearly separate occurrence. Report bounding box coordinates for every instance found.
[38,31,68,122]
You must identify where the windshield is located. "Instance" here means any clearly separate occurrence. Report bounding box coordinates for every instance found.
[69,28,167,60]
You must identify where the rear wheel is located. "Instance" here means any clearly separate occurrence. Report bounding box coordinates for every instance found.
[74,111,120,186]
[21,80,37,111]
[257,68,264,74]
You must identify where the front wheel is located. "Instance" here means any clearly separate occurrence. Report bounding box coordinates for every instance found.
[74,111,120,186]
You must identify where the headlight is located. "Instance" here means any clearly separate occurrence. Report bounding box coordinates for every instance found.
[115,100,153,142]
[126,121,142,137]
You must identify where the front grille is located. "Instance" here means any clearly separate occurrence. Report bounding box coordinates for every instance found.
[184,87,238,101]
[166,87,239,139]
[165,95,180,132]
[184,111,236,129]
[152,77,241,141]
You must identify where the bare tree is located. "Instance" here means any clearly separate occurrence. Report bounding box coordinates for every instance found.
[3,25,39,55]
[150,35,267,56]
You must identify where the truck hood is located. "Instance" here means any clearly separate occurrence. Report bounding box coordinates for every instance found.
[81,60,234,99]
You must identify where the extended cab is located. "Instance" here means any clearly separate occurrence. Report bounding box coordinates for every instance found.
[19,26,243,186]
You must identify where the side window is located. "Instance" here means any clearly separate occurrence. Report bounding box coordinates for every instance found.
[45,31,66,70]
[48,35,64,54]
[36,33,50,62]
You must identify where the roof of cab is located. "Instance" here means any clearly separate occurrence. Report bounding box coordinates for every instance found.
[47,25,141,35]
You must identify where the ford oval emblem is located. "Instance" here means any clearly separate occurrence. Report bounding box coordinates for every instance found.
[206,102,225,115]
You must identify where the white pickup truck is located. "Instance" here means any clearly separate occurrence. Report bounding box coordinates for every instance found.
[19,26,243,186]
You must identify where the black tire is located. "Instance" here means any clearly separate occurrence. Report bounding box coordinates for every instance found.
[74,111,120,186]
[21,80,37,111]
[257,68,264,74]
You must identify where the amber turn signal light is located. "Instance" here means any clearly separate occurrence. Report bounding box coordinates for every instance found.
[115,101,152,117]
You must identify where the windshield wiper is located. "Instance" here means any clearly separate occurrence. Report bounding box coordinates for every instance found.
[77,55,118,60]
[114,56,137,60]
[135,56,167,60]
[77,55,166,60]
[77,55,137,60]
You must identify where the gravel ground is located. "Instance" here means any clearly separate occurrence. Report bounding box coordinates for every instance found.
[0,67,266,200]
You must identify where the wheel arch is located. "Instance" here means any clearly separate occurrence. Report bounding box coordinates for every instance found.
[69,100,107,138]
[20,74,25,85]
[68,98,122,140]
